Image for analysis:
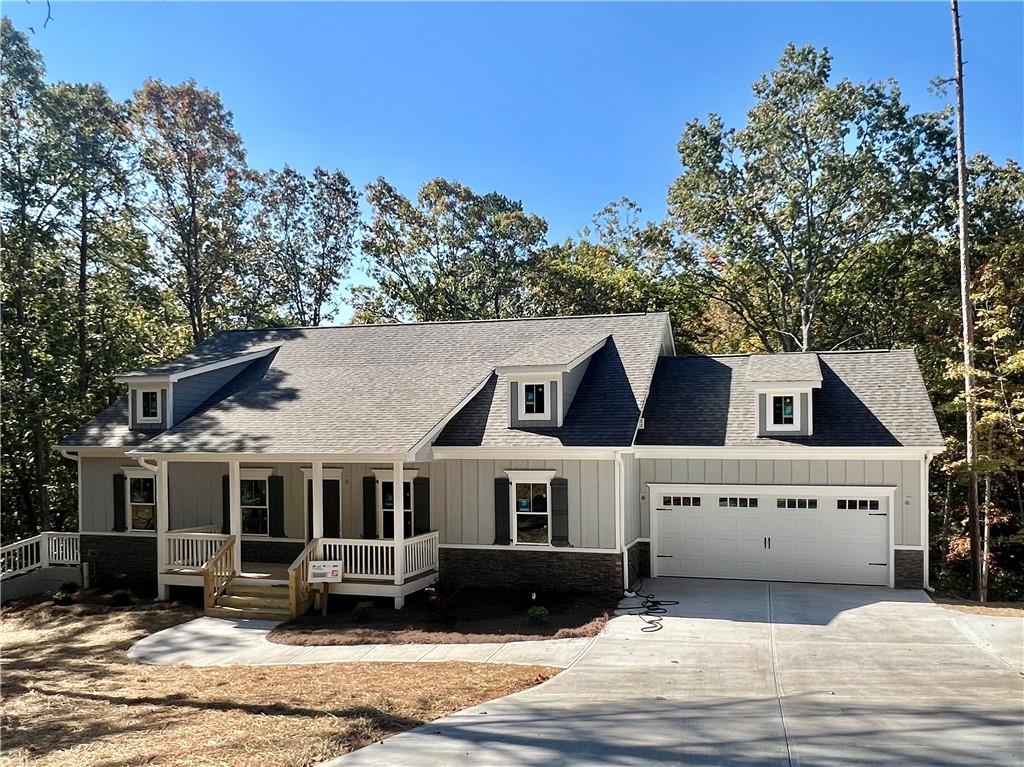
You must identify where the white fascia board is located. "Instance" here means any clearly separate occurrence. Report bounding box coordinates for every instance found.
[124,450,409,463]
[647,482,898,498]
[408,372,495,461]
[429,446,623,461]
[114,347,277,385]
[633,445,943,460]
[751,382,820,393]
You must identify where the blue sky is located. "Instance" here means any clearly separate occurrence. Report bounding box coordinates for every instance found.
[7,1,1022,316]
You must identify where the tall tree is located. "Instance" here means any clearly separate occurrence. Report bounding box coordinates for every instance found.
[668,44,953,352]
[354,178,547,322]
[255,166,360,326]
[949,0,982,601]
[531,199,710,351]
[132,79,252,345]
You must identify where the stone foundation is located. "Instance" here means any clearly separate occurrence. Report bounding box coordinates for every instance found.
[80,533,158,595]
[625,541,651,588]
[439,547,622,596]
[894,548,925,589]
[241,539,304,564]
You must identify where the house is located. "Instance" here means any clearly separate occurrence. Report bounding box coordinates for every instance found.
[54,312,944,618]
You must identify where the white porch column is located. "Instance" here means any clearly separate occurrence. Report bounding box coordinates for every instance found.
[312,460,324,539]
[156,459,170,600]
[229,459,242,574]
[393,459,405,597]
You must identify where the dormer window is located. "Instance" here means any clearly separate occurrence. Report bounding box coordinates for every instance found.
[768,393,800,432]
[138,389,162,423]
[772,395,795,427]
[520,382,548,419]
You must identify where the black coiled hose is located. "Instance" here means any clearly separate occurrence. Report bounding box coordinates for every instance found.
[627,578,680,632]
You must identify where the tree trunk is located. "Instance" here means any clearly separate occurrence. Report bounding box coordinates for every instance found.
[78,191,90,397]
[951,0,982,601]
[981,475,990,602]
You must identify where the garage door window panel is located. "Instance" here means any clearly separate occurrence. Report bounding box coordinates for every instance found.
[719,496,758,508]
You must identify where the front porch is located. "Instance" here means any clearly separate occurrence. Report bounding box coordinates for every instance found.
[149,458,439,616]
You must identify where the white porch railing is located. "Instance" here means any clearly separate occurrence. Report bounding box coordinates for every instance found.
[1,532,80,580]
[165,531,232,570]
[318,532,439,582]
[404,531,440,578]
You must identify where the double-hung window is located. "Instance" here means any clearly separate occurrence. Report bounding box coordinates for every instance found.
[381,480,413,538]
[240,469,272,535]
[768,393,800,431]
[125,469,156,531]
[137,389,162,423]
[507,470,556,545]
[519,382,548,419]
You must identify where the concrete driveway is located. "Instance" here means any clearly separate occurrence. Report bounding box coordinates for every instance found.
[328,578,1023,766]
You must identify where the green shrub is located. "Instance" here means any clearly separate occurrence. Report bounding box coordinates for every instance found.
[527,605,549,625]
[51,590,74,606]
[351,600,375,623]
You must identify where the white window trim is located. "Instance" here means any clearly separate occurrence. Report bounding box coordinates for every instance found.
[767,392,801,432]
[124,467,156,533]
[506,469,556,546]
[239,468,273,537]
[518,381,551,421]
[136,388,163,424]
[374,473,416,540]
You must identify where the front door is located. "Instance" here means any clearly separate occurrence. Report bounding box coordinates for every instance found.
[306,478,341,540]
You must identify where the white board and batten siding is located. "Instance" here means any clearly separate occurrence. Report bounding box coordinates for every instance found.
[632,457,925,548]
[430,459,618,549]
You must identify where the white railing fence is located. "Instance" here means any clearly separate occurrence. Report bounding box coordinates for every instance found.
[317,532,439,582]
[404,531,440,579]
[1,532,81,580]
[165,532,232,570]
[320,538,395,580]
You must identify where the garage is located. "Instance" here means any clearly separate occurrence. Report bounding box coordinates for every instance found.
[650,484,893,587]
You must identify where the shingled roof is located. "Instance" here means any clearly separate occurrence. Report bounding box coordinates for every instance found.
[63,313,670,455]
[636,349,944,449]
[746,352,822,384]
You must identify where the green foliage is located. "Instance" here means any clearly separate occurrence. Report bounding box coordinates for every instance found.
[527,605,549,625]
[351,600,375,623]
[668,44,953,352]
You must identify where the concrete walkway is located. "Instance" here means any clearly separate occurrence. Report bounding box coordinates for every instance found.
[127,616,592,668]
[324,579,1023,767]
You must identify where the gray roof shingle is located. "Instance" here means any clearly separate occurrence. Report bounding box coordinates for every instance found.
[63,313,669,454]
[746,353,822,383]
[636,349,944,448]
[497,332,608,368]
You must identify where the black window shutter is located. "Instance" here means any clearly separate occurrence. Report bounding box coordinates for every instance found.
[268,475,285,537]
[112,474,127,531]
[362,476,377,539]
[221,475,230,535]
[413,477,430,534]
[306,479,313,541]
[324,479,341,538]
[494,477,511,545]
[551,477,570,547]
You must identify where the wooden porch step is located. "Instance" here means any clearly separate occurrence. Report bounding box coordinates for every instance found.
[225,581,290,597]
[205,604,293,621]
[217,593,291,610]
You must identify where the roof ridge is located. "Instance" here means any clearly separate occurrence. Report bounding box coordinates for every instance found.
[676,348,912,360]
[218,311,669,334]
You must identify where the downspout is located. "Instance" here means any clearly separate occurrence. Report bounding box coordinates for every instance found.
[615,450,630,593]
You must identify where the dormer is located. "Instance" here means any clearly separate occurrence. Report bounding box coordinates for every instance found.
[746,353,822,437]
[115,346,277,432]
[497,333,608,429]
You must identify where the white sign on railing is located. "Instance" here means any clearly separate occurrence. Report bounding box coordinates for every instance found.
[308,560,344,583]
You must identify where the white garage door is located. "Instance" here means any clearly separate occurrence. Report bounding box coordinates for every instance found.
[653,489,890,586]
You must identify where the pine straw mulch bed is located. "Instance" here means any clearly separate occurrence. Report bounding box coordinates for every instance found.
[268,587,616,646]
[0,593,555,767]
[930,594,1024,617]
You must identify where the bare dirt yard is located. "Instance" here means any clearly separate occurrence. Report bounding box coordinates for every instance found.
[0,593,555,767]
[269,587,615,646]
[931,594,1024,617]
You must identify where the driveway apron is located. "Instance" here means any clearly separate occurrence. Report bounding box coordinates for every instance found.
[327,578,1023,767]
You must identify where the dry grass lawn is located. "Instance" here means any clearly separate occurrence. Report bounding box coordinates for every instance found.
[0,596,556,767]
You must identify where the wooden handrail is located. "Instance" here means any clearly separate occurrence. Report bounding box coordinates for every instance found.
[287,538,319,618]
[202,537,235,609]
